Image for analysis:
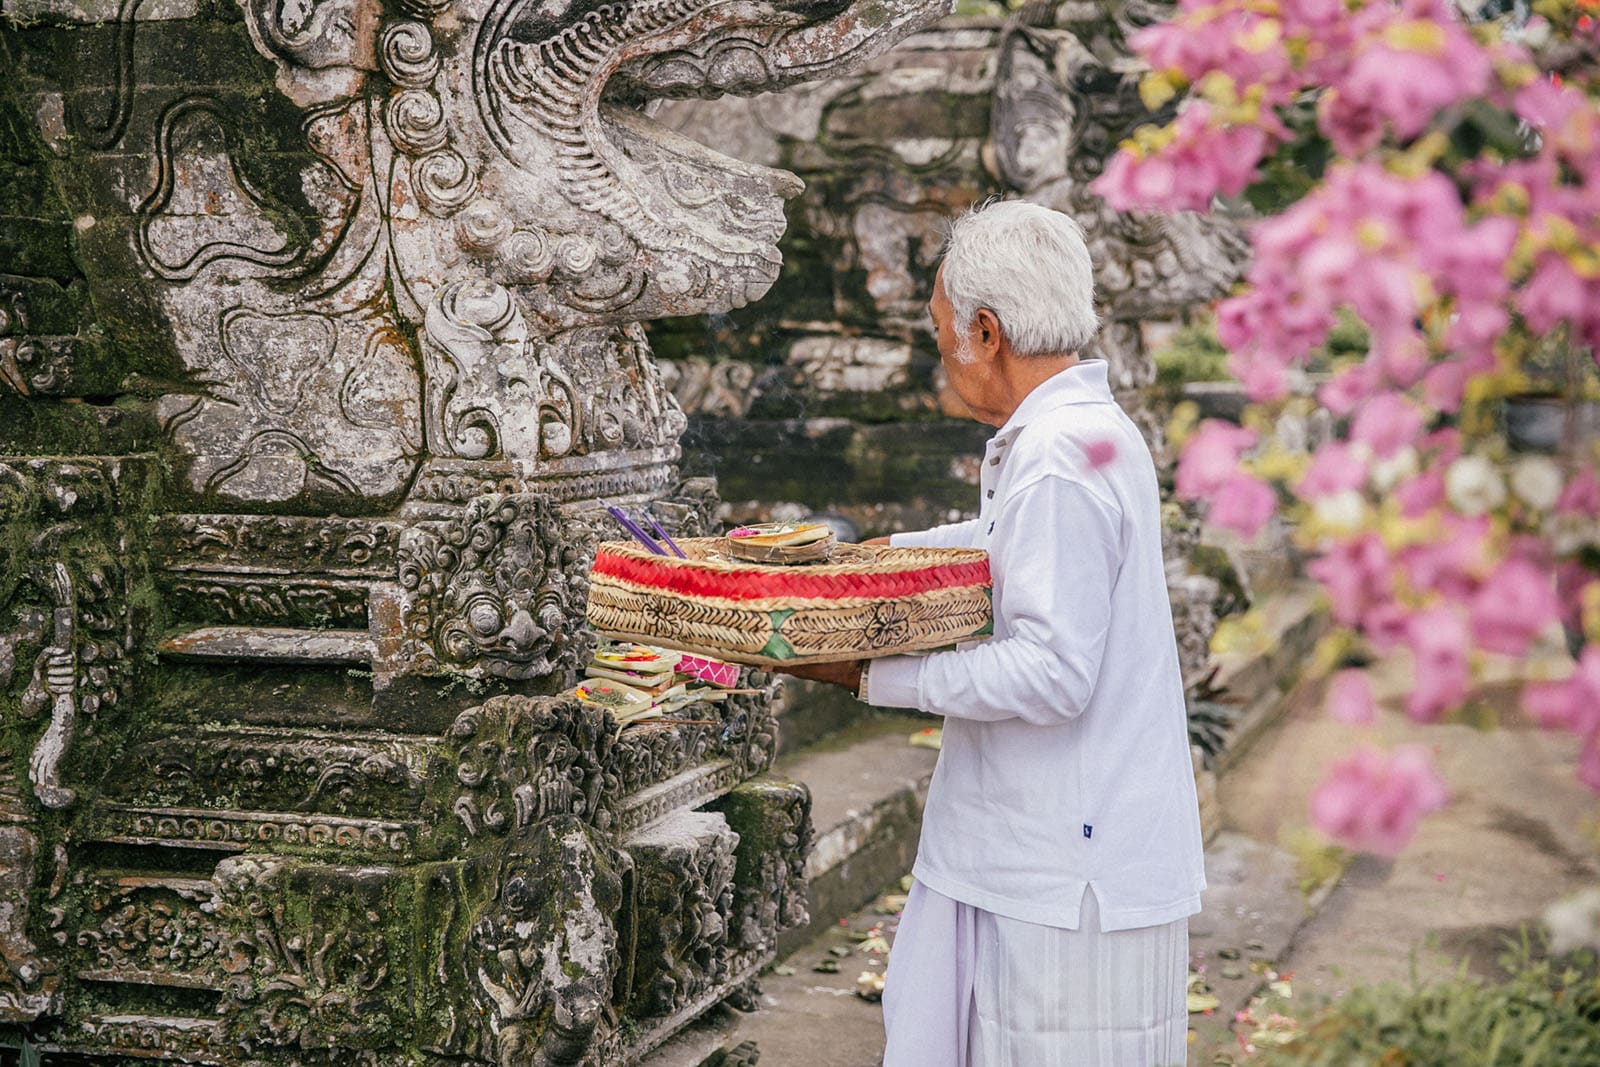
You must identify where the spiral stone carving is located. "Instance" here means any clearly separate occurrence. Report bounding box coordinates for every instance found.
[379,21,440,88]
[413,149,476,215]
[456,199,513,253]
[386,89,448,154]
[502,229,556,281]
[556,235,598,275]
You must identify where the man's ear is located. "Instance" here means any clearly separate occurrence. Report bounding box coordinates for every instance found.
[974,308,1003,358]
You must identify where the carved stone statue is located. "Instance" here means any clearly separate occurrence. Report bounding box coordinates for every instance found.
[0,0,943,1059]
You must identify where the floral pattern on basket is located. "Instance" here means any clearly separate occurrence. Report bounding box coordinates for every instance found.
[585,540,993,666]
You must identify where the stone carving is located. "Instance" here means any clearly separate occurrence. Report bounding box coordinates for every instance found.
[715,778,812,956]
[445,696,616,838]
[0,827,59,1021]
[397,493,593,680]
[100,806,417,857]
[164,577,371,629]
[992,0,1248,390]
[106,730,432,816]
[625,810,740,1019]
[0,460,132,811]
[1,0,947,1057]
[658,359,759,417]
[75,875,227,988]
[18,0,939,509]
[212,857,399,1051]
[463,819,629,1066]
[0,286,78,398]
[152,515,405,575]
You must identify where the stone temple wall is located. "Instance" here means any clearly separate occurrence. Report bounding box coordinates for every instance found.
[646,4,1249,684]
[0,0,950,1062]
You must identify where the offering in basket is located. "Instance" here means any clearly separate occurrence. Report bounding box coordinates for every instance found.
[585,538,992,667]
[721,521,837,564]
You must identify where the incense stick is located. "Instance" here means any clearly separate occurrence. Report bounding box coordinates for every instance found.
[597,498,665,555]
[645,514,688,559]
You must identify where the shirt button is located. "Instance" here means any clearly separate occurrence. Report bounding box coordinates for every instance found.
[989,456,1001,466]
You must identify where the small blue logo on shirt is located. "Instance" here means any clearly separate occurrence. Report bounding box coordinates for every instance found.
[1083,824,1093,839]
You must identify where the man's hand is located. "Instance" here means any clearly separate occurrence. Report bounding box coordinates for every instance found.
[863,536,890,546]
[771,658,865,693]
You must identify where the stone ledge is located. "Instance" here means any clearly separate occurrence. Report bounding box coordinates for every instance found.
[771,718,940,956]
[1212,585,1329,776]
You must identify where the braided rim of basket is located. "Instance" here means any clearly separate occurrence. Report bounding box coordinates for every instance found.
[591,539,990,602]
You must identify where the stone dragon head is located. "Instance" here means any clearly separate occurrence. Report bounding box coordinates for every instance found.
[129,0,946,509]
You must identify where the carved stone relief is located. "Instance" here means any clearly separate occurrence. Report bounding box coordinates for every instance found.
[625,810,740,1020]
[0,459,133,813]
[444,696,617,839]
[1,0,950,1058]
[462,819,629,1067]
[211,857,401,1052]
[397,493,594,681]
[993,0,1248,390]
[0,827,59,1022]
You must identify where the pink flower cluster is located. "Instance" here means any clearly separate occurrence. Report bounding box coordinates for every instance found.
[1220,163,1517,405]
[1095,103,1277,213]
[1524,648,1600,791]
[1310,744,1449,855]
[1121,0,1600,840]
[1095,0,1507,213]
[1501,78,1600,352]
[1174,420,1278,538]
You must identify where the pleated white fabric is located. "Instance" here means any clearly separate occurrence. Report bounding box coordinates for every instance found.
[882,880,1189,1067]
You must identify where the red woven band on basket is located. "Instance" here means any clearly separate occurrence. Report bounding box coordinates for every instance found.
[591,548,991,602]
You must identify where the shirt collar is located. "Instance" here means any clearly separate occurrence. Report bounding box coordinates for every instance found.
[994,360,1112,441]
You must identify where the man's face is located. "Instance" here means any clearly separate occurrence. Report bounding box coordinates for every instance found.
[929,266,989,422]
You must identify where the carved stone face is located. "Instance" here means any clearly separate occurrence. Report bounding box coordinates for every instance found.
[399,495,579,680]
[435,504,568,675]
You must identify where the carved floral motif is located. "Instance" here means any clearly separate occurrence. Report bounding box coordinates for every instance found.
[625,810,739,1019]
[444,696,615,838]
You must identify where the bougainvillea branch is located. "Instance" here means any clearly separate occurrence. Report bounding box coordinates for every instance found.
[1095,0,1600,853]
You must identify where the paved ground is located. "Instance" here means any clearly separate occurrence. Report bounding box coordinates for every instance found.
[733,657,1600,1066]
[1223,658,1600,999]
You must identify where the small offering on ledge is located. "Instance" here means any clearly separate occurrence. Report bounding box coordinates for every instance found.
[564,639,748,728]
[586,538,993,667]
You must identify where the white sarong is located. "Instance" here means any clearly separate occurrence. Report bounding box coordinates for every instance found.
[882,880,1189,1067]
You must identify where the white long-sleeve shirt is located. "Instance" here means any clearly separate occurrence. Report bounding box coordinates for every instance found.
[868,360,1206,932]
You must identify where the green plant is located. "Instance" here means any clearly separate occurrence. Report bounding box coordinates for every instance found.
[1154,317,1232,391]
[1250,946,1600,1067]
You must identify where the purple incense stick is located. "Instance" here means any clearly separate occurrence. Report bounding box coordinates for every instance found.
[645,514,688,559]
[597,499,665,555]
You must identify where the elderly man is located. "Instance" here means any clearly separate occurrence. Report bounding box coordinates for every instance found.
[782,200,1204,1067]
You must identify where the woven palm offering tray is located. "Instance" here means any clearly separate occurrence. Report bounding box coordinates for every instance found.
[586,539,992,666]
[720,521,838,564]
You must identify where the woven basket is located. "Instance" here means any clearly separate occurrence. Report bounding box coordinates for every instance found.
[586,539,992,666]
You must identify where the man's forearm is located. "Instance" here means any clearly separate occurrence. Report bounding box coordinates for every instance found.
[887,517,983,549]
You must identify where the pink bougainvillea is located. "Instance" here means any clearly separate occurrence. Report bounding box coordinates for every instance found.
[1309,744,1450,856]
[1098,0,1600,851]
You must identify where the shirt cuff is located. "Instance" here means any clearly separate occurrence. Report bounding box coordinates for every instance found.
[864,654,923,710]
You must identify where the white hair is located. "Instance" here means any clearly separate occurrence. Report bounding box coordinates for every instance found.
[941,200,1100,358]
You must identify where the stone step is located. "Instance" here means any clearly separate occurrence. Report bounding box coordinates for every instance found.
[159,626,374,666]
[769,715,940,956]
[773,678,888,757]
[1209,583,1327,775]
